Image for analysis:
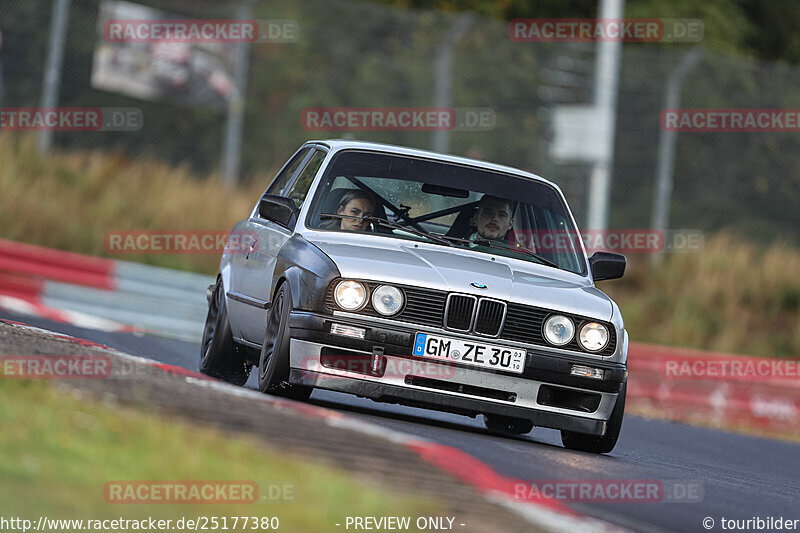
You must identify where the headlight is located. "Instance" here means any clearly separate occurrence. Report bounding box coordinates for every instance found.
[579,322,609,351]
[334,280,367,311]
[371,285,404,316]
[543,315,574,346]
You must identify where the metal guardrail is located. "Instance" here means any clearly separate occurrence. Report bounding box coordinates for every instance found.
[628,343,800,436]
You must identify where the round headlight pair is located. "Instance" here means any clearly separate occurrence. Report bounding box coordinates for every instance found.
[543,315,609,352]
[333,280,404,316]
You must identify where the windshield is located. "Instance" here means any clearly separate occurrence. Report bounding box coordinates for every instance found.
[306,150,586,275]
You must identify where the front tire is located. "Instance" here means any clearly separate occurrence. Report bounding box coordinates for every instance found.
[257,283,312,401]
[200,278,251,385]
[561,382,626,454]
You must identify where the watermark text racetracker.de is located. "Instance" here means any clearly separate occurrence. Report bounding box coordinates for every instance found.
[663,357,800,382]
[509,18,703,42]
[512,229,703,254]
[0,355,112,379]
[104,19,299,43]
[513,479,703,503]
[301,107,495,132]
[105,230,257,254]
[0,108,142,131]
[104,480,294,504]
[1,354,233,380]
[305,353,458,381]
[661,108,800,132]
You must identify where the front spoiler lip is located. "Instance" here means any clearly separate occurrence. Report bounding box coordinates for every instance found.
[292,369,608,436]
[288,336,620,434]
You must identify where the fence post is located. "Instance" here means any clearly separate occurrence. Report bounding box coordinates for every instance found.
[651,47,702,267]
[585,0,624,233]
[221,0,254,185]
[431,13,473,154]
[0,31,4,111]
[38,0,72,155]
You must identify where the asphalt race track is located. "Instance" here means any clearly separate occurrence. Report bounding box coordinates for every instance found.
[3,309,799,533]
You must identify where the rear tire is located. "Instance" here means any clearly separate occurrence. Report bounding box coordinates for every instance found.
[257,283,312,401]
[200,278,251,385]
[561,382,626,454]
[484,414,534,435]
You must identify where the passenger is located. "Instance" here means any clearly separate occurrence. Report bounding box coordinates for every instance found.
[321,190,375,232]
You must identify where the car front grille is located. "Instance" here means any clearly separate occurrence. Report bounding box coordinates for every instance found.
[474,299,507,336]
[397,286,447,327]
[502,302,548,344]
[444,294,476,331]
[325,280,617,355]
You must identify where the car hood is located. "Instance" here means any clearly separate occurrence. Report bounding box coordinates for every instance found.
[304,231,613,321]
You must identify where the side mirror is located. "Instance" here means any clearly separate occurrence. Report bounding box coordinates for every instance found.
[589,252,626,281]
[257,194,299,228]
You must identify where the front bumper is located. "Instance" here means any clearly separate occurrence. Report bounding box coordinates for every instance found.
[287,311,626,436]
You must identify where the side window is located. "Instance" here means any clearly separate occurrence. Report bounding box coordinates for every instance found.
[266,147,311,196]
[287,150,326,206]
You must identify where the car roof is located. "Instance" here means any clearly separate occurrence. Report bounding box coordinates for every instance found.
[306,139,562,192]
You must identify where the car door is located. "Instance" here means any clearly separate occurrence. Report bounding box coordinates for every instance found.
[238,147,327,344]
[226,146,312,342]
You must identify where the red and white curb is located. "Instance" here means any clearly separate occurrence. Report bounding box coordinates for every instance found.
[0,318,625,533]
[0,294,142,333]
[0,318,139,349]
[0,238,210,341]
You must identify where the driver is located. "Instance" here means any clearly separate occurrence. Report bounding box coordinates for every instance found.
[470,194,514,242]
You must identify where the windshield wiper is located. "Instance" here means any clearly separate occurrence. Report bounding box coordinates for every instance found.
[319,213,453,247]
[432,233,559,269]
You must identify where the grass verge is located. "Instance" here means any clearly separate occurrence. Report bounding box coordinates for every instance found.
[0,134,265,273]
[0,378,441,530]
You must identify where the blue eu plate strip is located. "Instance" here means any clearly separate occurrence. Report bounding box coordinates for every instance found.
[413,333,427,356]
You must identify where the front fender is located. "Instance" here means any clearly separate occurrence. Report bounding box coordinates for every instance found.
[271,234,340,312]
[219,221,248,305]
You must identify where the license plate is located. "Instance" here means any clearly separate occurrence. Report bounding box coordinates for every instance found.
[412,332,525,374]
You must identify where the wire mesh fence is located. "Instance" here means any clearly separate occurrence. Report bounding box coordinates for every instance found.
[1,0,798,244]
